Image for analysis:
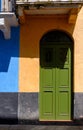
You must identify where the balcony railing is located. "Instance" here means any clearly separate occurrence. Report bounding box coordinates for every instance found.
[0,0,18,39]
[16,0,83,4]
[0,0,82,12]
[0,0,15,12]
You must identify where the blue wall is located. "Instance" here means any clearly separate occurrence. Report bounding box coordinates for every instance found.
[0,0,1,11]
[0,27,20,92]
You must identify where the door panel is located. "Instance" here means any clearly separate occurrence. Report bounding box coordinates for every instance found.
[59,68,69,87]
[43,69,53,88]
[58,91,69,119]
[40,44,71,121]
[56,46,71,120]
[40,69,55,120]
[40,46,55,120]
[43,91,53,114]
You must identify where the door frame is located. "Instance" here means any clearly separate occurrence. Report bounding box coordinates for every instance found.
[39,30,74,121]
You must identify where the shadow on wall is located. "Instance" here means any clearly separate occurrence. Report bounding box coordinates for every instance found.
[0,27,20,72]
[0,27,20,92]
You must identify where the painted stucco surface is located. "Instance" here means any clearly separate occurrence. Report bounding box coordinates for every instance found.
[0,27,20,92]
[0,6,83,122]
[73,7,83,92]
[19,7,83,93]
[19,15,74,92]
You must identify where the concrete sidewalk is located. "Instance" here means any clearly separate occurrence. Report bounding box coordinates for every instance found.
[0,125,83,130]
[0,121,83,130]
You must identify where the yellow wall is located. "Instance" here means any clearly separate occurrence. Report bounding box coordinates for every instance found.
[73,7,83,92]
[19,7,83,92]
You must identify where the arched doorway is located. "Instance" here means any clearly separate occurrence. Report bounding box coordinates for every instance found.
[39,30,73,121]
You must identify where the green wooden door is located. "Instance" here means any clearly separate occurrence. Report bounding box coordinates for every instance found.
[40,44,72,121]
